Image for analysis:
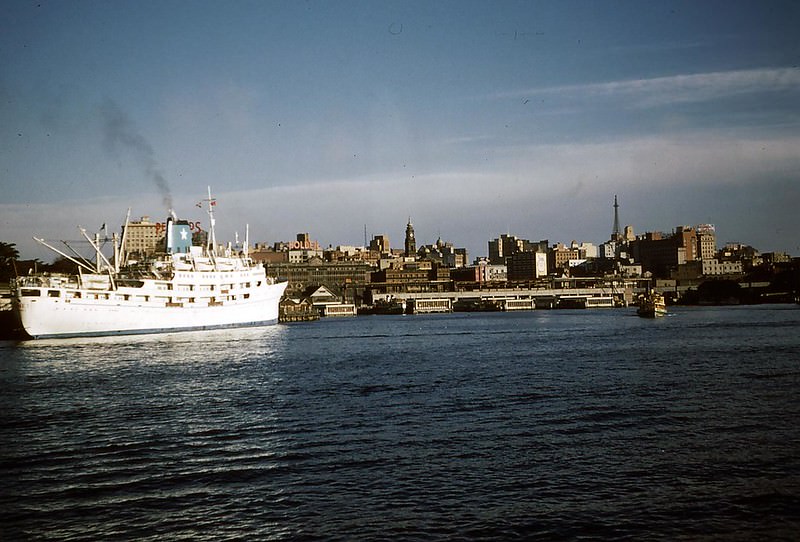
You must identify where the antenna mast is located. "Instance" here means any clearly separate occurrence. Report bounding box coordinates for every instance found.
[612,195,621,241]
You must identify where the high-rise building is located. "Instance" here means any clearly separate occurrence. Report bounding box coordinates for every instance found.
[123,216,164,257]
[674,226,698,262]
[623,225,635,242]
[417,237,468,268]
[369,235,390,254]
[630,226,699,278]
[488,234,546,265]
[548,243,581,272]
[508,251,548,281]
[696,224,717,261]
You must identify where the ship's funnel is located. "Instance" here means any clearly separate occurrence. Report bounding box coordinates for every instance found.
[165,216,193,254]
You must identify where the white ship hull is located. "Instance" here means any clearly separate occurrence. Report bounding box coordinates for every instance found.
[13,265,287,339]
[14,281,286,339]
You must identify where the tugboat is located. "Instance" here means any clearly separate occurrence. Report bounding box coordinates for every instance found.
[637,291,667,318]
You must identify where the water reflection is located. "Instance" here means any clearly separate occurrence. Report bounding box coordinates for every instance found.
[2,308,799,540]
[3,325,287,370]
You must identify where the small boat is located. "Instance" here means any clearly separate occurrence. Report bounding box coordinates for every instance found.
[358,298,406,315]
[637,291,667,318]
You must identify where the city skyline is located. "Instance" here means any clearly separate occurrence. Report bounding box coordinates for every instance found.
[4,202,788,265]
[2,1,799,261]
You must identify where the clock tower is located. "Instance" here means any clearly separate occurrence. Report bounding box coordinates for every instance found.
[404,218,416,257]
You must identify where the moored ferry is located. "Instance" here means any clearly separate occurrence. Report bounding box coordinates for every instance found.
[11,189,287,339]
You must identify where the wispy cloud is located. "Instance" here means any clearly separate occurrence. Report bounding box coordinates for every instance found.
[497,67,800,108]
[440,134,496,146]
[6,131,799,261]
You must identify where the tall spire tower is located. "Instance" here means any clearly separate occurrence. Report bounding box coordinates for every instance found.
[612,195,621,241]
[404,217,416,257]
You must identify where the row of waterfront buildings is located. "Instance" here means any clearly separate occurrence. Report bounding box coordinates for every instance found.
[119,198,794,310]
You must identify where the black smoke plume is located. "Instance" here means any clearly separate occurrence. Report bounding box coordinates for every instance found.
[101,99,173,209]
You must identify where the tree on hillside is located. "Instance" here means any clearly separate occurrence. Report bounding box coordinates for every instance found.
[48,256,79,274]
[0,242,20,281]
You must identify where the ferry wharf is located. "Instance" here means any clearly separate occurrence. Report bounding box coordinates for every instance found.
[385,286,633,314]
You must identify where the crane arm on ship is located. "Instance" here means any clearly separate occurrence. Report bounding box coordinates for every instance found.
[33,237,96,274]
[79,227,117,290]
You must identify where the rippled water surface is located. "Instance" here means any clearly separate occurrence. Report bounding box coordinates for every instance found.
[2,306,799,540]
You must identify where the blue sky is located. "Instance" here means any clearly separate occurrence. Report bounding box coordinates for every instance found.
[2,0,799,261]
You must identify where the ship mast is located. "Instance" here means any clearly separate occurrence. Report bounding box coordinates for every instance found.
[117,208,131,271]
[79,227,116,289]
[206,186,218,257]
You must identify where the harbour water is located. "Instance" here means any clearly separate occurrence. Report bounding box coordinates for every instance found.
[1,306,799,540]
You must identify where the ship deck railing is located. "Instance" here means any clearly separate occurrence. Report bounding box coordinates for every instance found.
[12,274,80,289]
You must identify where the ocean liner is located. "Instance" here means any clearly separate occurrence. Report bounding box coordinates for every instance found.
[11,189,287,339]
